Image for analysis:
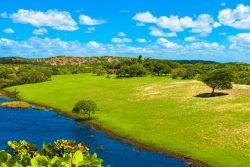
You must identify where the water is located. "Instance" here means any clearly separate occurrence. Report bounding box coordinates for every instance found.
[0,97,187,167]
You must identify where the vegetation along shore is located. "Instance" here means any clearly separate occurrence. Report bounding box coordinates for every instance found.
[1,56,250,166]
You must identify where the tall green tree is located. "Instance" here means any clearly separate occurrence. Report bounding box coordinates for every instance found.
[72,100,97,120]
[201,69,233,96]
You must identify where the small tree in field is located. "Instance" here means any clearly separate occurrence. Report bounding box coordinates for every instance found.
[201,69,233,96]
[72,100,97,120]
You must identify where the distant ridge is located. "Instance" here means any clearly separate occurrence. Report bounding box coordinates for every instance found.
[0,56,245,65]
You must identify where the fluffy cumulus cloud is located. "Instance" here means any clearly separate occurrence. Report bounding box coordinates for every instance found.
[184,36,196,42]
[186,42,224,50]
[156,38,180,48]
[136,38,147,43]
[3,28,15,34]
[2,37,249,62]
[79,14,106,25]
[149,27,177,37]
[33,28,48,35]
[8,9,78,31]
[85,27,95,33]
[218,4,250,29]
[117,32,126,37]
[132,11,158,23]
[111,37,132,43]
[229,33,250,49]
[133,12,219,36]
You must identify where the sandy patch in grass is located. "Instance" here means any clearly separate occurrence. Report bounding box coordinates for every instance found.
[132,81,196,100]
[131,81,250,101]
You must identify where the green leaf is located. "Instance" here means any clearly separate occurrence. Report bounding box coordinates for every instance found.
[72,151,83,164]
[0,151,8,163]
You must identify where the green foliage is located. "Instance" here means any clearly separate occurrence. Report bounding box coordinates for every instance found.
[72,100,98,120]
[6,73,250,166]
[171,68,195,79]
[233,71,250,85]
[116,63,147,77]
[201,68,233,95]
[94,66,107,76]
[0,140,103,167]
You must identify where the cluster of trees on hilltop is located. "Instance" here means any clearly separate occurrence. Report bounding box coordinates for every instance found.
[0,65,52,88]
[0,64,93,88]
[92,56,250,85]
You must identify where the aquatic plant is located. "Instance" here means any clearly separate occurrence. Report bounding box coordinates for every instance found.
[0,139,103,167]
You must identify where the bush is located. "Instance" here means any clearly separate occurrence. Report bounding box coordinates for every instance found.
[0,140,103,167]
[72,100,98,120]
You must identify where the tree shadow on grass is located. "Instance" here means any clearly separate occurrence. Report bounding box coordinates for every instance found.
[195,92,229,98]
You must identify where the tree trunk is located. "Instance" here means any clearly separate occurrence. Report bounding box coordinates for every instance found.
[211,87,215,96]
[88,112,91,120]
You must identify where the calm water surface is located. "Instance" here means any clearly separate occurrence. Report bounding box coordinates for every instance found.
[0,97,187,167]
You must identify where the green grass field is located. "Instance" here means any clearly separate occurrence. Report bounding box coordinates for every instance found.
[5,74,250,166]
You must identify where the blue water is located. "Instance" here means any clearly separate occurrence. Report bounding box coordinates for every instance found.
[0,97,187,167]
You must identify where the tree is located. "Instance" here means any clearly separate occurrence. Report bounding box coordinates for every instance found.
[72,100,97,120]
[171,68,187,79]
[129,63,147,77]
[95,65,106,76]
[137,55,143,63]
[201,69,233,96]
[160,64,171,76]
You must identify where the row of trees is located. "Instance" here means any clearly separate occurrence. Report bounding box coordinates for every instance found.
[0,64,92,88]
[1,56,249,89]
[92,56,250,85]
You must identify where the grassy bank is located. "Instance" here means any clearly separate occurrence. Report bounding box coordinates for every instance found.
[5,74,250,166]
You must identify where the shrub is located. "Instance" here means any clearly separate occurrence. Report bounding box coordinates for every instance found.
[0,140,103,167]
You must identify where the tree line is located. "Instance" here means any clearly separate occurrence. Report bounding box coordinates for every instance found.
[92,55,250,85]
[0,56,250,89]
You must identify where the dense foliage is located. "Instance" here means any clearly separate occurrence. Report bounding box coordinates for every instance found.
[201,69,233,96]
[0,56,250,88]
[0,64,91,88]
[0,139,103,167]
[72,100,98,120]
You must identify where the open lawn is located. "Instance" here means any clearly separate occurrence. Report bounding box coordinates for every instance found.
[5,74,250,166]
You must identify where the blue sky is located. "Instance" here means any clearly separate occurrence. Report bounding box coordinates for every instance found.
[0,0,250,62]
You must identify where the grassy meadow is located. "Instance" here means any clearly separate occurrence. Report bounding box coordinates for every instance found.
[5,73,250,166]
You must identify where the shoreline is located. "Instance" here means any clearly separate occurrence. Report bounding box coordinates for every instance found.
[0,90,209,167]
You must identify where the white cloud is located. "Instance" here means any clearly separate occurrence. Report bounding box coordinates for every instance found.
[2,37,249,62]
[0,38,17,46]
[136,38,147,43]
[0,12,8,18]
[9,9,78,31]
[188,14,216,35]
[118,32,126,37]
[136,22,145,26]
[111,37,132,43]
[218,4,250,29]
[3,28,15,34]
[132,11,158,23]
[229,33,250,49]
[219,32,227,36]
[33,28,48,35]
[186,42,224,50]
[149,27,177,37]
[79,14,106,25]
[156,38,180,48]
[85,27,95,33]
[221,2,226,7]
[133,12,217,36]
[87,41,100,48]
[184,36,196,42]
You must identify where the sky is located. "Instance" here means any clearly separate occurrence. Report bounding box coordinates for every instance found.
[0,0,250,62]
